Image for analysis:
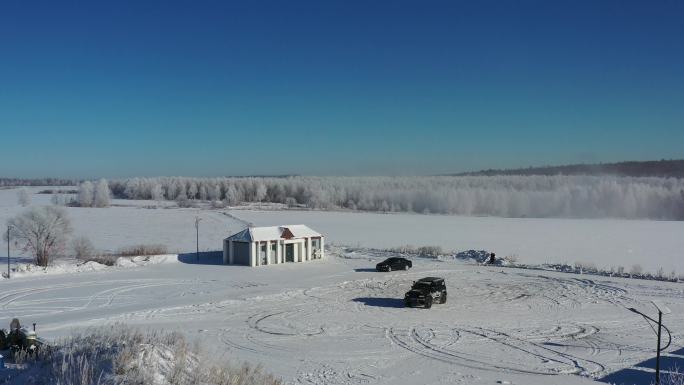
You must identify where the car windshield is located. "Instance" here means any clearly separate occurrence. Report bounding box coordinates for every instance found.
[412,282,431,289]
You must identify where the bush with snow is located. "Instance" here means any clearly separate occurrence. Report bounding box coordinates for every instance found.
[6,324,282,385]
[71,236,96,259]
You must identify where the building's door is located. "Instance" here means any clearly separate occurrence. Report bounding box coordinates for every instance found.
[285,244,295,262]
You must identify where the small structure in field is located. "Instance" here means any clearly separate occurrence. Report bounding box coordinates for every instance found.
[223,225,324,266]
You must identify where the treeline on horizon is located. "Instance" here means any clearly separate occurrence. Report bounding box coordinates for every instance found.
[0,177,81,187]
[454,159,684,178]
[105,175,684,220]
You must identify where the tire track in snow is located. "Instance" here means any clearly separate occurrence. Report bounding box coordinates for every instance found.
[388,325,606,377]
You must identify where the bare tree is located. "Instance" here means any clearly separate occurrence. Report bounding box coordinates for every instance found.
[93,179,111,207]
[78,181,94,207]
[17,188,30,206]
[4,206,73,267]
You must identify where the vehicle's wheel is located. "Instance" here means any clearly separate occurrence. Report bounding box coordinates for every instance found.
[404,300,411,307]
[403,264,409,270]
[424,296,433,309]
[440,292,447,304]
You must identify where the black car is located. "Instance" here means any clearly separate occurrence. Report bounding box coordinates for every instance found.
[376,257,412,272]
[404,277,447,308]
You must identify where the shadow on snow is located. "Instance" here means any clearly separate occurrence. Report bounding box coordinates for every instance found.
[599,347,684,385]
[177,250,224,265]
[352,297,405,308]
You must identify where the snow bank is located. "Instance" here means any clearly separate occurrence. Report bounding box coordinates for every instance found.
[2,254,179,280]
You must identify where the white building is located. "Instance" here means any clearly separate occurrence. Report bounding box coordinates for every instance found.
[223,225,325,266]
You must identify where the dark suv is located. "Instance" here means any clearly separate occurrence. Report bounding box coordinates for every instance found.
[404,277,447,308]
[376,257,412,272]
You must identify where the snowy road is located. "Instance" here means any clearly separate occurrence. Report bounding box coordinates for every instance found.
[2,248,682,385]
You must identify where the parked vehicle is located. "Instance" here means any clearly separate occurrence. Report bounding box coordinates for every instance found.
[404,277,447,308]
[376,257,412,272]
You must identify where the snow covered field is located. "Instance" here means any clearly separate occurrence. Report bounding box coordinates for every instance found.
[2,186,684,384]
[2,187,682,274]
[0,187,245,259]
[2,247,683,385]
[233,209,684,274]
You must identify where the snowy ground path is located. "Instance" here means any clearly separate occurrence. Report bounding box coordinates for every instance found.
[2,248,683,385]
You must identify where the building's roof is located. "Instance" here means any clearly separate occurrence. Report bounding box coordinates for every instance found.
[226,225,322,242]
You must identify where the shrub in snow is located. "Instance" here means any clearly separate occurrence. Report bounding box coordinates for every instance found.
[71,236,96,259]
[503,254,518,264]
[175,196,194,208]
[630,264,644,276]
[5,206,72,267]
[386,245,444,257]
[17,187,30,206]
[116,244,168,257]
[574,261,598,273]
[660,365,684,385]
[8,324,282,385]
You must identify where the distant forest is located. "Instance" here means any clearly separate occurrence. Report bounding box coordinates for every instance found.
[454,159,684,178]
[0,177,81,187]
[2,160,684,220]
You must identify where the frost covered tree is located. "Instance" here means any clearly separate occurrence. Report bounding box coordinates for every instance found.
[93,179,111,207]
[4,206,73,267]
[188,181,198,200]
[224,185,239,206]
[17,188,30,206]
[104,175,684,220]
[207,183,220,201]
[151,183,165,202]
[255,182,267,202]
[78,181,94,207]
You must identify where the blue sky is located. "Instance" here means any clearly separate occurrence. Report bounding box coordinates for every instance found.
[1,0,682,178]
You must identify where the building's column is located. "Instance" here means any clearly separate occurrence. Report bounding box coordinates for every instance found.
[320,237,325,259]
[276,241,282,264]
[223,240,229,264]
[257,241,262,266]
[266,240,271,265]
[306,237,312,261]
[250,241,257,267]
[229,240,234,264]
[293,242,299,262]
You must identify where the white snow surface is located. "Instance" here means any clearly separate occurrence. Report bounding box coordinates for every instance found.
[2,186,684,385]
[232,209,684,274]
[4,254,178,279]
[0,187,246,260]
[2,246,683,385]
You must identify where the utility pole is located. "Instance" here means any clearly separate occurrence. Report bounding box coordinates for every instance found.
[628,301,671,385]
[194,217,202,262]
[656,310,662,385]
[6,226,10,279]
